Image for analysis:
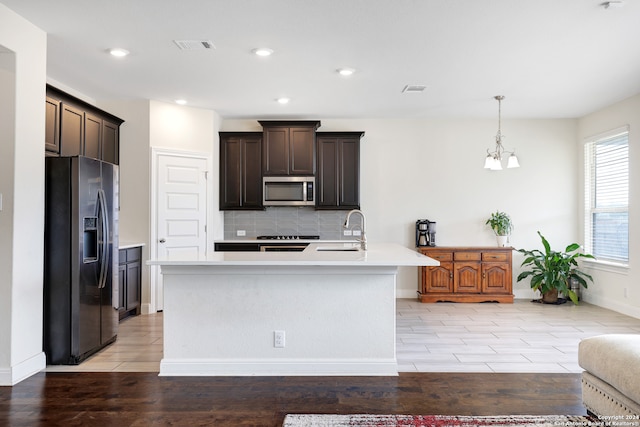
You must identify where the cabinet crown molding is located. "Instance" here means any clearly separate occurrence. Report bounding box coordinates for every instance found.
[258,120,321,129]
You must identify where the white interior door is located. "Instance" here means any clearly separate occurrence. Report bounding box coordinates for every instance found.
[155,153,208,310]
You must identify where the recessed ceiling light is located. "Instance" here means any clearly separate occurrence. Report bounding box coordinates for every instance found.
[276,97,290,104]
[175,99,187,105]
[109,48,129,58]
[252,48,274,57]
[337,68,355,76]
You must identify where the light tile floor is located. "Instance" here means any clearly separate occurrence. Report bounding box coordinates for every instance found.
[46,299,640,373]
[397,299,640,373]
[45,312,164,372]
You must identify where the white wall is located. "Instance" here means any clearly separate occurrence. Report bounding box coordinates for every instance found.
[98,99,152,312]
[100,100,221,313]
[0,40,16,377]
[578,94,640,319]
[149,100,224,241]
[221,117,579,299]
[0,4,47,385]
[149,101,216,153]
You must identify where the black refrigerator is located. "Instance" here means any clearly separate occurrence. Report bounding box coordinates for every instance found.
[44,156,119,365]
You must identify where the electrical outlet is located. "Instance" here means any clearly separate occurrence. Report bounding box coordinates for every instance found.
[343,229,352,236]
[352,230,361,237]
[236,230,246,237]
[274,330,285,348]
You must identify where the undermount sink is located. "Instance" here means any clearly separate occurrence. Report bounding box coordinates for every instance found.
[316,245,360,252]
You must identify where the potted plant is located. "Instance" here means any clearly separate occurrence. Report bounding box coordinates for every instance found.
[486,211,513,247]
[517,231,595,304]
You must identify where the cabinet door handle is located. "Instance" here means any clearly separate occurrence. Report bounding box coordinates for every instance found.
[159,238,166,243]
[449,273,453,279]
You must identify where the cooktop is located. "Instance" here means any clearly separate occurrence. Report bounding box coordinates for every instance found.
[256,235,320,240]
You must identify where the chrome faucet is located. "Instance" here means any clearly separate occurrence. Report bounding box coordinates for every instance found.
[343,209,367,251]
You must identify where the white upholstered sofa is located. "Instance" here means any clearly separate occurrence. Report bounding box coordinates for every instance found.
[578,334,640,416]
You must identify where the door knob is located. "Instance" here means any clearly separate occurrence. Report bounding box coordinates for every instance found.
[159,238,166,243]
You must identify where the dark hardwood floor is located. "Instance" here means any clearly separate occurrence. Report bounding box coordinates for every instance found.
[1,372,586,426]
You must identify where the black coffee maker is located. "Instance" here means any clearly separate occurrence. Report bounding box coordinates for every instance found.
[416,219,436,247]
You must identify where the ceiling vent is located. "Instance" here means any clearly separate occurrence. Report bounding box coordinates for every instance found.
[173,40,216,50]
[402,85,427,93]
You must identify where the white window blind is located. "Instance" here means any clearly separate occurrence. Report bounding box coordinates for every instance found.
[584,127,629,264]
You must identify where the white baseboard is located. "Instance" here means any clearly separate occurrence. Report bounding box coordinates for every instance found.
[0,352,46,386]
[159,358,398,376]
[582,294,640,320]
[141,303,154,315]
[396,289,419,299]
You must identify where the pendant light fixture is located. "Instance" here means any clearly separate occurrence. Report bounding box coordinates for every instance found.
[484,95,520,170]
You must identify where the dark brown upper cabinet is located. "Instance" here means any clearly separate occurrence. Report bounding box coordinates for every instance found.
[59,103,84,157]
[84,113,102,160]
[83,113,120,163]
[46,85,124,164]
[219,132,264,210]
[101,120,120,165]
[45,97,61,155]
[316,132,364,210]
[259,121,320,176]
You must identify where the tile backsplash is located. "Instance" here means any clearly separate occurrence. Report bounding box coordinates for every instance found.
[223,207,362,240]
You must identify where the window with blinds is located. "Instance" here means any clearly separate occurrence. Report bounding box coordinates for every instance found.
[584,127,629,264]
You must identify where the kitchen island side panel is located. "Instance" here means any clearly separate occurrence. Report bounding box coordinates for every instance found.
[159,265,397,376]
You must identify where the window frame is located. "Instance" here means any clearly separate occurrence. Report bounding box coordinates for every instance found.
[583,125,630,268]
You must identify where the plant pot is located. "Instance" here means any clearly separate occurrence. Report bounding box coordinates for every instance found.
[542,289,559,304]
[496,235,508,247]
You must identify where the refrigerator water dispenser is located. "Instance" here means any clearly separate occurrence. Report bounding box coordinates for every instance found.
[83,216,98,262]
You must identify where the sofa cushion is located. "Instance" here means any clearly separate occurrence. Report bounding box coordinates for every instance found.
[578,334,640,404]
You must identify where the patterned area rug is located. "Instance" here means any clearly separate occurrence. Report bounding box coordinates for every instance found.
[282,414,598,427]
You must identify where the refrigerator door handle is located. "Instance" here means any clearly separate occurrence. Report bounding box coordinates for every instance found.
[97,189,110,289]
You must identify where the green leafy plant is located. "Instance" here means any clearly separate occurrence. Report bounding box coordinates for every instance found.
[485,211,513,236]
[517,231,595,305]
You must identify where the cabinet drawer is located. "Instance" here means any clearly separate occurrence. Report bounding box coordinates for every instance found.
[126,247,141,263]
[482,252,509,261]
[454,252,481,261]
[424,251,453,261]
[120,247,142,264]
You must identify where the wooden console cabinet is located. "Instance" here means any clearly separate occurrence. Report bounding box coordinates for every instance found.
[418,247,513,303]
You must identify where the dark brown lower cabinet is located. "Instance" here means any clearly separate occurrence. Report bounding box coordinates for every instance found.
[418,247,513,303]
[118,246,142,321]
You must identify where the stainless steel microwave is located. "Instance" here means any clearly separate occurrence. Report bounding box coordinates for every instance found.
[263,176,315,206]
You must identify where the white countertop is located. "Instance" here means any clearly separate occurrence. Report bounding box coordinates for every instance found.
[215,239,356,244]
[148,242,438,267]
[119,242,146,250]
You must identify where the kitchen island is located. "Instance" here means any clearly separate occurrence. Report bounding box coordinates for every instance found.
[148,243,437,376]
